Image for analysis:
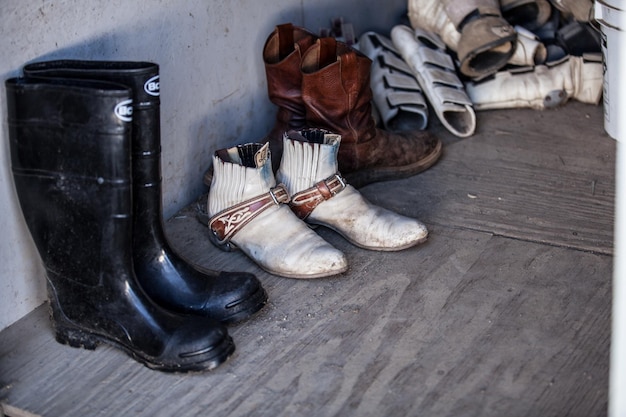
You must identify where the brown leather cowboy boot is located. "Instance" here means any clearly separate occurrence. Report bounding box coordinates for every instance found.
[300,37,443,188]
[203,23,316,186]
[263,23,318,172]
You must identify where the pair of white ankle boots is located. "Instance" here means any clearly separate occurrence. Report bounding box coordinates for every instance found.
[206,129,428,279]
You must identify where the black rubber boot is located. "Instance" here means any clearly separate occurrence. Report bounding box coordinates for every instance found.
[23,60,267,324]
[6,77,234,372]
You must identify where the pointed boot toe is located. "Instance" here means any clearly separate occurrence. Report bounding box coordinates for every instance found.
[310,185,429,251]
[272,229,348,278]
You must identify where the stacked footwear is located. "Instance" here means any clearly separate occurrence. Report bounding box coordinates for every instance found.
[462,0,603,110]
[202,23,442,188]
[7,61,269,372]
[404,0,603,111]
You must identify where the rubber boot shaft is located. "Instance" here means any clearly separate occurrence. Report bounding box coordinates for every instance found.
[6,77,234,372]
[23,60,267,323]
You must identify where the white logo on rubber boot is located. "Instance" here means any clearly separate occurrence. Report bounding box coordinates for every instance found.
[114,99,133,122]
[144,75,160,96]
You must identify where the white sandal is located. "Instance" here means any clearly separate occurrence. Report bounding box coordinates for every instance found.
[358,31,428,132]
[391,25,476,138]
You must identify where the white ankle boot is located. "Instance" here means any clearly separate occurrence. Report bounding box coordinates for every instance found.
[276,130,429,251]
[465,53,603,110]
[207,142,347,278]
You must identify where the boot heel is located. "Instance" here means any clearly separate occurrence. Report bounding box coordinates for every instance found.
[54,325,100,350]
[48,298,100,350]
[207,227,238,252]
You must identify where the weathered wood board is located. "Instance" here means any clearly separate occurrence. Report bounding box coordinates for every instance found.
[363,101,615,255]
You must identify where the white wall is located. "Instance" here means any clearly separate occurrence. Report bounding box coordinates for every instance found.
[0,0,407,331]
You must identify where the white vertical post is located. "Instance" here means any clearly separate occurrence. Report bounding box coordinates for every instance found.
[596,1,626,416]
[614,143,626,417]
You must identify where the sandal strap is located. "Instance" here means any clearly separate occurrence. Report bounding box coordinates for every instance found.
[289,173,346,220]
[209,184,290,244]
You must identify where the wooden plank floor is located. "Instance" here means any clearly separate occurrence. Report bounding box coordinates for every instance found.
[0,101,614,417]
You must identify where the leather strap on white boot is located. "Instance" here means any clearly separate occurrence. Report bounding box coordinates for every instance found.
[391,25,476,138]
[465,53,603,110]
[277,129,429,251]
[207,142,347,279]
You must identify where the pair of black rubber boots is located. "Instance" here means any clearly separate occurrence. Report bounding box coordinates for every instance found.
[6,61,268,372]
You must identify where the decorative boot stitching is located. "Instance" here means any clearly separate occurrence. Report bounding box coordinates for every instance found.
[209,184,290,245]
[289,173,346,220]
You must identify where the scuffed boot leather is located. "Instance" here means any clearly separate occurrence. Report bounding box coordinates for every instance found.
[207,143,347,279]
[300,37,442,188]
[263,23,318,171]
[277,129,429,251]
[6,77,234,372]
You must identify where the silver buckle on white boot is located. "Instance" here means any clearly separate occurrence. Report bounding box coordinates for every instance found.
[208,184,290,251]
[289,173,346,220]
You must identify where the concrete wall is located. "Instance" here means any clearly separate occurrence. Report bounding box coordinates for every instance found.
[0,0,407,331]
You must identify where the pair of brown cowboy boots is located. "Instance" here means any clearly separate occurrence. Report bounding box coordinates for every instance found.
[263,23,442,188]
[205,23,442,189]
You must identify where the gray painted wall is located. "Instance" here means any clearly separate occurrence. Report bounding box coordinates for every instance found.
[0,0,407,330]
